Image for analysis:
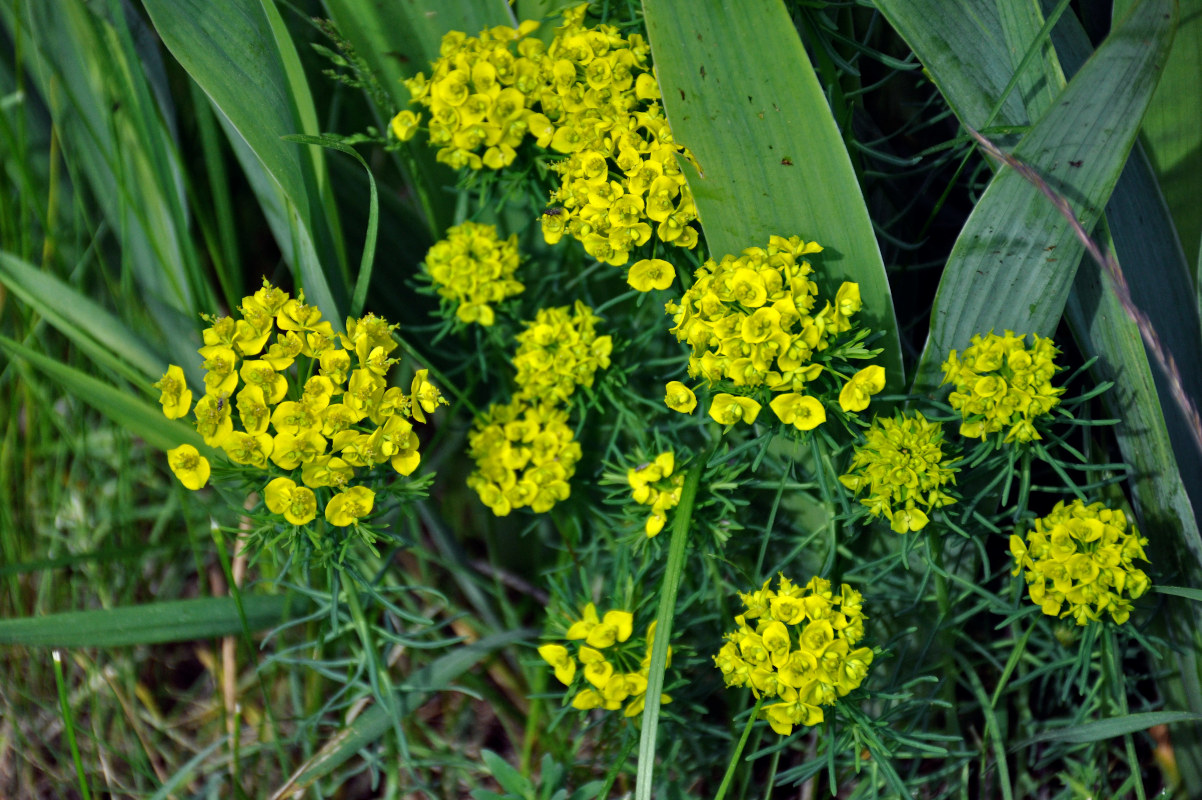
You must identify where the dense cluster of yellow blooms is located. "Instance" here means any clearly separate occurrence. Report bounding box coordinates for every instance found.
[626,451,684,537]
[1011,499,1150,625]
[423,221,523,326]
[714,575,873,736]
[941,331,1063,443]
[665,235,883,428]
[154,280,445,527]
[393,4,698,276]
[538,602,670,717]
[512,300,612,403]
[839,412,958,533]
[465,399,582,516]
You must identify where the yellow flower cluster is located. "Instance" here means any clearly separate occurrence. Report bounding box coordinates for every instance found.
[665,235,883,429]
[627,451,684,537]
[839,412,958,533]
[153,280,446,528]
[1011,499,1150,625]
[392,4,698,272]
[424,221,523,326]
[538,602,670,718]
[466,399,582,516]
[941,331,1063,443]
[714,575,872,736]
[512,300,613,403]
[392,19,543,170]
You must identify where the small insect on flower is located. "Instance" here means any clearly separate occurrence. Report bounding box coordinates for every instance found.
[543,207,564,217]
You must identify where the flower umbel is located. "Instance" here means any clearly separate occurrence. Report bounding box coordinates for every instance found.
[839,412,958,533]
[423,221,523,326]
[1011,499,1150,625]
[715,575,873,736]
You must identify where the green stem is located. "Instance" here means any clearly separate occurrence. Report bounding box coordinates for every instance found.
[53,650,92,800]
[714,695,766,800]
[928,534,962,741]
[634,449,710,800]
[1103,627,1147,800]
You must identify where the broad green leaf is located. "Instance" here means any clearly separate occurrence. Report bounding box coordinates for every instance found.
[0,595,294,647]
[1019,711,1202,746]
[321,0,514,234]
[1116,0,1202,265]
[0,333,202,454]
[643,0,904,388]
[997,0,1066,120]
[0,251,162,381]
[272,629,533,798]
[141,0,346,321]
[910,0,1177,392]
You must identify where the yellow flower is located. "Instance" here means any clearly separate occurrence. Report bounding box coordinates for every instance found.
[838,365,886,413]
[409,369,447,423]
[154,365,193,420]
[627,258,675,291]
[263,476,318,526]
[768,393,826,431]
[537,643,577,685]
[167,444,210,490]
[709,393,762,426]
[390,109,422,141]
[325,485,376,527]
[664,381,697,413]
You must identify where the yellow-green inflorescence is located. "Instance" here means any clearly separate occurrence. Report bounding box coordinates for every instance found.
[714,575,873,736]
[466,300,610,516]
[940,331,1064,443]
[393,3,699,276]
[1011,499,1150,626]
[664,235,884,430]
[538,601,671,718]
[423,221,523,326]
[154,279,447,528]
[839,412,958,533]
[626,451,684,537]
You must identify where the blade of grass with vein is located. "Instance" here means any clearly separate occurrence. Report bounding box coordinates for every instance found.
[0,595,295,647]
[0,251,163,381]
[908,0,1177,393]
[1115,0,1202,265]
[141,0,347,321]
[1018,711,1202,746]
[0,334,202,454]
[643,0,904,389]
[270,629,533,798]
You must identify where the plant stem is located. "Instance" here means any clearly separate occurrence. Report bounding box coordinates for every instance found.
[634,449,710,800]
[1103,627,1147,800]
[714,695,766,800]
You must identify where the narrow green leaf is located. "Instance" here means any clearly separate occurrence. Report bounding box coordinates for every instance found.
[272,629,534,797]
[1019,711,1202,746]
[0,333,202,453]
[141,0,346,320]
[282,135,378,319]
[1156,586,1202,603]
[911,0,1177,392]
[481,749,535,799]
[996,0,1066,120]
[0,595,295,647]
[643,0,904,388]
[0,251,163,381]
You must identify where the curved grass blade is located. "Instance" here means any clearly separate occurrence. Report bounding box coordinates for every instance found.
[283,135,378,319]
[910,0,1177,393]
[1018,710,1202,747]
[0,595,295,647]
[643,0,904,388]
[271,629,533,798]
[141,0,346,320]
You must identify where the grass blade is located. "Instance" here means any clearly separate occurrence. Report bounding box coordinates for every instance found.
[643,0,904,388]
[0,595,296,647]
